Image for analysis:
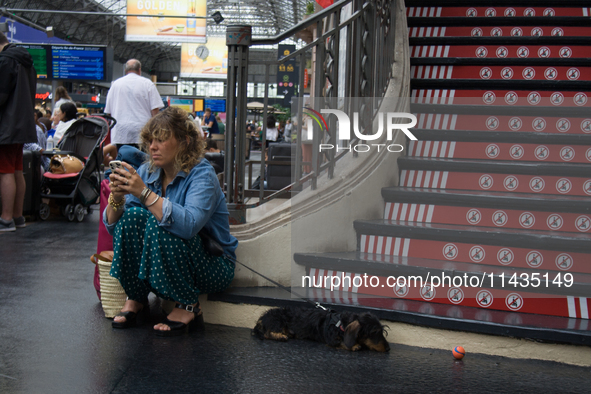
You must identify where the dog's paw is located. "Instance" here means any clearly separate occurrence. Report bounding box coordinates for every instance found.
[265,332,289,341]
[350,344,362,352]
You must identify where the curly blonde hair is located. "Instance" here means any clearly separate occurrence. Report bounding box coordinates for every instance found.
[140,106,206,173]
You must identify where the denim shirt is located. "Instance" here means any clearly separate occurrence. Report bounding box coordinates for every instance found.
[103,158,238,258]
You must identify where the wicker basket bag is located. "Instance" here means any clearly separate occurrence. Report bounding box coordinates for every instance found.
[90,251,126,318]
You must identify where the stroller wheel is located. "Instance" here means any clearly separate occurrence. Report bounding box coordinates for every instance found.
[65,204,75,222]
[74,204,86,222]
[39,203,50,221]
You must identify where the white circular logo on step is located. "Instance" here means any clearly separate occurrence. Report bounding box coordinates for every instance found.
[529,177,545,192]
[476,46,488,58]
[486,144,500,158]
[483,91,496,104]
[496,47,509,58]
[469,246,486,262]
[472,27,484,37]
[506,293,524,311]
[527,92,541,105]
[505,8,516,17]
[575,216,591,232]
[501,67,514,79]
[522,67,535,80]
[486,116,499,130]
[550,92,564,105]
[448,288,465,304]
[480,67,493,79]
[511,27,523,37]
[582,120,591,133]
[567,68,580,81]
[478,175,493,190]
[497,248,514,265]
[543,8,555,16]
[524,8,535,17]
[526,251,543,268]
[557,118,571,133]
[510,145,524,159]
[504,176,519,191]
[467,209,483,224]
[552,27,564,37]
[509,117,523,131]
[491,27,503,37]
[466,8,477,17]
[583,180,591,195]
[560,146,575,161]
[538,47,551,58]
[556,178,572,194]
[443,243,459,260]
[559,47,572,58]
[574,93,588,106]
[544,67,558,80]
[534,145,549,160]
[505,91,518,105]
[420,284,436,301]
[492,210,508,226]
[485,8,496,17]
[555,253,573,270]
[517,46,529,57]
[394,283,409,298]
[531,27,543,37]
[547,214,564,230]
[519,212,536,228]
[476,290,494,308]
[586,148,591,162]
[532,117,547,131]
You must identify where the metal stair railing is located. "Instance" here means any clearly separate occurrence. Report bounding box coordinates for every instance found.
[224,0,399,224]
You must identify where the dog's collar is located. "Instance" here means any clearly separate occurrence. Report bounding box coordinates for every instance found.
[329,312,345,332]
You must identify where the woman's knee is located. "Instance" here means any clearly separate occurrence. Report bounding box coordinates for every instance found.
[115,207,155,234]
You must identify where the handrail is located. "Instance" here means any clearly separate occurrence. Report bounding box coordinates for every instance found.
[224,0,398,224]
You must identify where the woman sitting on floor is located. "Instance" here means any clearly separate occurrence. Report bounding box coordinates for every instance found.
[103,106,238,336]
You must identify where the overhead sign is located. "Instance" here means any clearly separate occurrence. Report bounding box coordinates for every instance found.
[0,17,68,45]
[125,0,207,43]
[277,44,299,106]
[180,38,228,79]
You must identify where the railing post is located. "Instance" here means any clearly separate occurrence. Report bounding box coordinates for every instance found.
[225,25,252,224]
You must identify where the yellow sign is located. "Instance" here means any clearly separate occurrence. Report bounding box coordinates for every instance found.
[126,0,207,43]
[180,38,228,79]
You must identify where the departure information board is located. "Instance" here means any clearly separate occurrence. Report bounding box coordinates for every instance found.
[51,46,104,80]
[17,44,112,81]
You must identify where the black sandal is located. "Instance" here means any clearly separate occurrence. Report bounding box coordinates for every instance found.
[112,298,149,329]
[154,302,203,337]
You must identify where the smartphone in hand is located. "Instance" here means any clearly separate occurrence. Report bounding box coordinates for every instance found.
[109,160,123,172]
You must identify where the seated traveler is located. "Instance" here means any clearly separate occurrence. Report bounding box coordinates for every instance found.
[103,106,238,336]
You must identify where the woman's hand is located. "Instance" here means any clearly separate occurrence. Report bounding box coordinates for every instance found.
[109,162,145,200]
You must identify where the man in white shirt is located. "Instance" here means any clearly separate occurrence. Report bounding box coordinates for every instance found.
[105,59,163,148]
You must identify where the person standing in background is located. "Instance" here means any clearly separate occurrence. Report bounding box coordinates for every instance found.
[0,31,37,231]
[215,115,225,135]
[105,59,164,150]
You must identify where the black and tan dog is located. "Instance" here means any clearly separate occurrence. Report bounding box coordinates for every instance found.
[252,306,390,352]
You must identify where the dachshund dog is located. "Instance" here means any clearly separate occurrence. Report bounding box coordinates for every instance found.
[252,306,390,352]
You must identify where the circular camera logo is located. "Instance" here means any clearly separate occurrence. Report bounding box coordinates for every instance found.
[550,92,564,105]
[517,46,529,57]
[486,144,500,158]
[526,251,543,268]
[483,91,496,104]
[476,290,494,308]
[448,287,465,305]
[529,177,545,192]
[555,253,573,271]
[497,248,514,265]
[506,293,524,311]
[509,117,523,131]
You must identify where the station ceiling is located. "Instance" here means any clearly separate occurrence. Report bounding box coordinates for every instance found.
[2,0,308,74]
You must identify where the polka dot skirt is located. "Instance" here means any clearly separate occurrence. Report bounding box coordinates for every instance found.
[110,207,235,304]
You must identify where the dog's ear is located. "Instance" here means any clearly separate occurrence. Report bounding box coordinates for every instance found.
[343,320,361,349]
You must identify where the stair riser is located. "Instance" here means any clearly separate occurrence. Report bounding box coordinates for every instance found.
[358,235,590,273]
[308,268,589,319]
[411,45,590,58]
[410,26,591,38]
[411,65,591,81]
[406,7,590,18]
[408,141,591,163]
[414,114,591,133]
[400,170,591,197]
[383,203,591,233]
[412,89,591,107]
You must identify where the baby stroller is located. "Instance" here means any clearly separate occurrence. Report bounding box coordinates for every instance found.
[39,115,114,222]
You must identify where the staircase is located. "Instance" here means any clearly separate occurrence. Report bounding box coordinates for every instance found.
[291,2,591,342]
